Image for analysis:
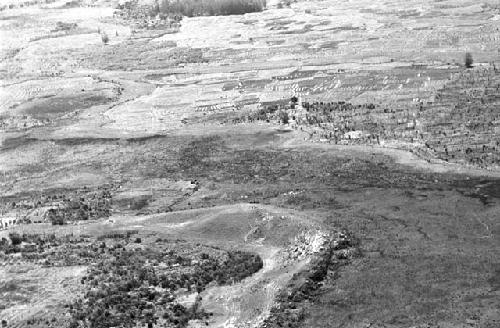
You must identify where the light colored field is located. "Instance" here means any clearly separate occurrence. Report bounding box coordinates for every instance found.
[0,265,87,326]
[1,0,499,139]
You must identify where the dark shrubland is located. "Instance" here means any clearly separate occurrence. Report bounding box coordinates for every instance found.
[8,232,22,246]
[160,0,266,17]
[1,233,263,328]
[67,246,262,328]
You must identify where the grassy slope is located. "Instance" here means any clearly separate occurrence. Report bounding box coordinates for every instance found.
[2,129,499,327]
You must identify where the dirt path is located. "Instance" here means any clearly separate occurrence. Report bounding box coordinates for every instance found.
[77,203,331,328]
[194,246,307,328]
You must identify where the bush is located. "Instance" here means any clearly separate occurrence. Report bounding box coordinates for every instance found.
[8,232,22,245]
[101,32,109,45]
[160,0,266,17]
[51,215,65,225]
[279,111,289,124]
[465,52,473,68]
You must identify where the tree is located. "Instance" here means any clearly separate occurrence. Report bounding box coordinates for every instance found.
[101,32,109,45]
[465,52,473,68]
[8,232,22,245]
[280,111,289,124]
[50,214,64,225]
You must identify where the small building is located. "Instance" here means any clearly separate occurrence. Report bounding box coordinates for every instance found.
[0,217,17,230]
[343,130,368,139]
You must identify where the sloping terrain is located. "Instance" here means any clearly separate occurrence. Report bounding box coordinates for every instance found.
[1,0,500,327]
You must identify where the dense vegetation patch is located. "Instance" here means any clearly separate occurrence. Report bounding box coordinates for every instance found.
[0,233,105,265]
[68,245,262,327]
[263,232,357,328]
[159,0,266,17]
[0,186,113,226]
[0,233,263,328]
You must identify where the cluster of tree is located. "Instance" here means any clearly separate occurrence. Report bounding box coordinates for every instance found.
[2,233,263,327]
[114,0,183,30]
[263,233,356,328]
[302,101,376,113]
[232,104,280,123]
[232,99,378,134]
[66,246,262,328]
[97,230,139,240]
[0,189,112,227]
[279,110,289,124]
[47,189,112,225]
[0,233,97,265]
[262,260,330,328]
[2,186,112,214]
[208,250,263,285]
[159,0,266,17]
[1,232,58,253]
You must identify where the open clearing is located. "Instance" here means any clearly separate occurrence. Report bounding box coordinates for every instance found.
[1,0,499,327]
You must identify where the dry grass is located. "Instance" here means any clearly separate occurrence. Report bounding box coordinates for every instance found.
[160,0,266,17]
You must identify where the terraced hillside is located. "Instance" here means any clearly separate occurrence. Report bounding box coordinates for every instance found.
[1,0,500,327]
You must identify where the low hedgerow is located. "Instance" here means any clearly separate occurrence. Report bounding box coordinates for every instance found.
[160,0,266,17]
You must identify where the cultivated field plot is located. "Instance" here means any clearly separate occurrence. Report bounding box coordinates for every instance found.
[1,0,500,327]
